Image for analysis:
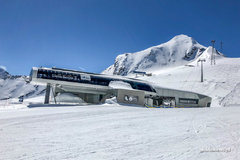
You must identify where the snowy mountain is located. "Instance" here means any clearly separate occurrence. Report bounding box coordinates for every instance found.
[101,34,240,107]
[102,34,217,75]
[0,67,45,100]
[0,66,10,79]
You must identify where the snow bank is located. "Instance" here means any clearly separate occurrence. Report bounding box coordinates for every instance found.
[108,80,133,90]
[55,93,85,104]
[104,97,119,105]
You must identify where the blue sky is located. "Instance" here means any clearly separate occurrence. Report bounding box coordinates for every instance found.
[0,0,239,75]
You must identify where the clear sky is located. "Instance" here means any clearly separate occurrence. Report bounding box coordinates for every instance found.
[0,0,239,75]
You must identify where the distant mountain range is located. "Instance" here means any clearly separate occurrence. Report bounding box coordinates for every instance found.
[0,67,45,100]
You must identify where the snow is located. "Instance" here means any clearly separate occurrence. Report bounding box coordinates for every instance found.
[0,103,240,160]
[102,34,206,75]
[0,41,239,160]
[109,80,133,90]
[101,34,240,107]
[220,83,240,107]
[137,56,240,107]
[0,34,240,159]
[190,46,224,65]
[1,34,238,107]
[0,96,45,110]
[0,65,7,71]
[55,93,85,104]
[0,76,45,100]
[101,34,240,106]
[0,66,9,79]
[104,97,119,104]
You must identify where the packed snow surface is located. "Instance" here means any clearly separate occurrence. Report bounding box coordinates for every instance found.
[0,104,240,160]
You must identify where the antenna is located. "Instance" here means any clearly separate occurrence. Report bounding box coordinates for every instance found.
[211,40,216,65]
[220,41,223,53]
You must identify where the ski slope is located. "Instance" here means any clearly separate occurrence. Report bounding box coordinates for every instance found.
[0,104,240,160]
[136,55,240,107]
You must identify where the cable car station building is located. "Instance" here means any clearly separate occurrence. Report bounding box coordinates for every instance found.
[30,67,212,107]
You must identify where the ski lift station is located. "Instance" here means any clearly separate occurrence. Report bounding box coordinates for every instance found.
[30,67,212,107]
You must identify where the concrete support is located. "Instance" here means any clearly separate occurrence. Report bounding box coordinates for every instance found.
[44,83,51,104]
[198,59,206,82]
[201,61,203,82]
[117,89,145,106]
[51,85,57,104]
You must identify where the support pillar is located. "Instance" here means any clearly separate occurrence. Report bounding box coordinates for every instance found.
[44,83,51,104]
[198,59,206,83]
[201,61,203,82]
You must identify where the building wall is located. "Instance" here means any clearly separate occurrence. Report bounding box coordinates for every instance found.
[116,89,145,106]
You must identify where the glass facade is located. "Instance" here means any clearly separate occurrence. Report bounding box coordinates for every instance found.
[179,98,198,104]
[36,69,156,93]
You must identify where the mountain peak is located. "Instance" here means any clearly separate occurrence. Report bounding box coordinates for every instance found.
[0,66,10,79]
[102,35,213,76]
[171,34,192,40]
[192,46,224,63]
[168,34,198,45]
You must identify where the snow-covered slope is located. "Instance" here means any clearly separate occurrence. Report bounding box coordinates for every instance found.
[102,34,239,107]
[189,46,224,65]
[138,52,240,107]
[1,104,240,160]
[0,67,45,100]
[220,83,240,107]
[103,35,209,75]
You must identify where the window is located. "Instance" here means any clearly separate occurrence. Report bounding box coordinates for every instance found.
[90,76,111,86]
[36,68,156,92]
[127,81,155,92]
[124,95,138,103]
[179,98,198,104]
